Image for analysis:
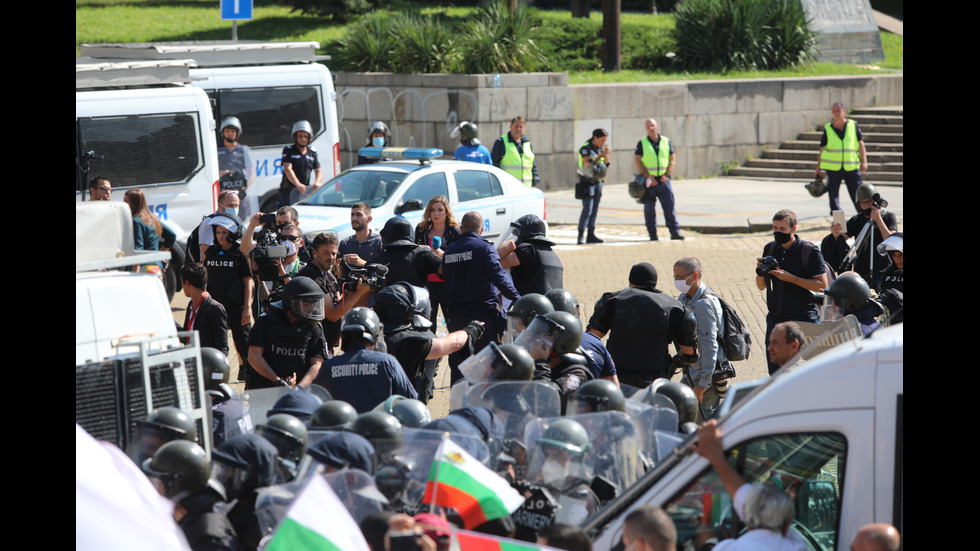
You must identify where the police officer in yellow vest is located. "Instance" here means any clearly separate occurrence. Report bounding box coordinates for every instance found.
[816,103,868,214]
[634,118,684,241]
[491,116,539,187]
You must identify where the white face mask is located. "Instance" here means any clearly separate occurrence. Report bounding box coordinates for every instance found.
[541,459,567,488]
[674,277,693,294]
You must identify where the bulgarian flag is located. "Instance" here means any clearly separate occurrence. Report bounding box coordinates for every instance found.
[452,527,563,551]
[423,436,525,529]
[265,475,370,551]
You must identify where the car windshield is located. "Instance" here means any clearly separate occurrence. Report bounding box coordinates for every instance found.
[299,169,408,208]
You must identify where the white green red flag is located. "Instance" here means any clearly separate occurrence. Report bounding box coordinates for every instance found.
[423,436,525,529]
[452,527,563,551]
[264,475,370,551]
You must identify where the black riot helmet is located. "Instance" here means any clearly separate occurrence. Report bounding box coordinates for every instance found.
[507,293,554,327]
[543,311,582,355]
[342,307,383,345]
[826,272,871,314]
[256,414,309,465]
[282,276,325,325]
[374,283,432,333]
[141,440,211,502]
[351,411,403,458]
[310,401,359,430]
[545,289,581,317]
[200,347,230,389]
[141,406,198,444]
[653,380,699,427]
[567,379,626,416]
[490,344,535,381]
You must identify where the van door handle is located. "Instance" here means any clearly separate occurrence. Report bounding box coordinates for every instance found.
[496,208,506,215]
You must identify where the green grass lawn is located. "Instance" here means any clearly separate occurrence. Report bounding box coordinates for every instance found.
[76,1,903,80]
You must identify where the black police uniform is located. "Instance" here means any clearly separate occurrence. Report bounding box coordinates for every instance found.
[278,144,319,207]
[312,345,417,413]
[245,306,327,389]
[204,243,252,372]
[296,262,343,352]
[375,243,442,288]
[878,264,903,324]
[588,287,689,386]
[509,242,564,296]
[176,488,243,551]
[383,329,437,403]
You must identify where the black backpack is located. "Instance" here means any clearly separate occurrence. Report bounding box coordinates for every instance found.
[706,291,752,362]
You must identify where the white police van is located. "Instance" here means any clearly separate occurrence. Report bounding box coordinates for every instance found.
[78,41,342,216]
[76,57,222,297]
[588,320,903,551]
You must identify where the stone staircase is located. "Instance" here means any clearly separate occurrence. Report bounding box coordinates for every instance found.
[729,106,903,187]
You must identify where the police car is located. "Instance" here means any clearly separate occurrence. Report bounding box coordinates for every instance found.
[292,147,546,243]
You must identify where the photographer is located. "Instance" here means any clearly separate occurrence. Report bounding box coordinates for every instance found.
[242,212,307,309]
[297,231,371,353]
[756,209,828,375]
[821,183,898,290]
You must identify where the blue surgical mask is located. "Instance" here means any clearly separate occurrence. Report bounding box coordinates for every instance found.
[224,207,239,217]
[372,137,385,147]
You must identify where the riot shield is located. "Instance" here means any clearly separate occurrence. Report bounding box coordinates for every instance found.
[240,387,290,427]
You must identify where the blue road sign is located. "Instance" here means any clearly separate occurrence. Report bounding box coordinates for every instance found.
[221,0,253,20]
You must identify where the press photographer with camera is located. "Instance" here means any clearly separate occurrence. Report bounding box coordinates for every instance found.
[756,209,828,375]
[821,183,898,290]
[242,212,307,310]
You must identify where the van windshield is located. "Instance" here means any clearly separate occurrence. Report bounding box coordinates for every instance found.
[299,169,407,209]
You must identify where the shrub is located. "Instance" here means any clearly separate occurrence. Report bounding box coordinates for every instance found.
[390,13,460,73]
[457,3,546,73]
[282,0,385,22]
[333,12,398,71]
[534,16,603,72]
[621,17,677,70]
[673,0,816,71]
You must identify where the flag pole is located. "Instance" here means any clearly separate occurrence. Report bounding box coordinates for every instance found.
[429,432,450,515]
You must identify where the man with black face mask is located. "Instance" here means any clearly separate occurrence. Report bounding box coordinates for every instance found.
[756,209,828,375]
[821,183,897,290]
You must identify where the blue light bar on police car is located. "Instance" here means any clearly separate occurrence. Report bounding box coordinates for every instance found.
[358,146,444,161]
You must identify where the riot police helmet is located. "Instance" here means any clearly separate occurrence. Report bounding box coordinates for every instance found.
[543,311,582,355]
[220,116,242,140]
[342,307,384,345]
[592,160,608,180]
[545,289,581,317]
[304,431,375,474]
[200,347,230,389]
[310,401,359,430]
[391,398,432,428]
[268,389,323,421]
[826,272,871,314]
[490,344,535,381]
[351,411,403,458]
[653,381,699,427]
[291,120,314,142]
[876,232,903,255]
[567,379,626,416]
[282,276,325,325]
[374,283,432,333]
[210,434,279,499]
[141,440,210,502]
[805,176,827,198]
[140,406,198,444]
[855,183,879,203]
[256,414,309,464]
[537,418,591,458]
[507,293,554,328]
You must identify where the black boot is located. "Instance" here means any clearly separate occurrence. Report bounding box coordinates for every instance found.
[587,229,604,243]
[577,229,585,245]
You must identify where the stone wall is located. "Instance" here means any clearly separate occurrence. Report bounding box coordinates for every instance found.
[333,72,902,190]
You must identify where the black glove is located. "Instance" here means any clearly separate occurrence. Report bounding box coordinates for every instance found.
[461,320,485,344]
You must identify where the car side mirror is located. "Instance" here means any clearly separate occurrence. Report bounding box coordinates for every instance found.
[395,199,424,215]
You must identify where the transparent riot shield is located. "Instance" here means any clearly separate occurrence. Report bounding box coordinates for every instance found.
[240,387,290,427]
